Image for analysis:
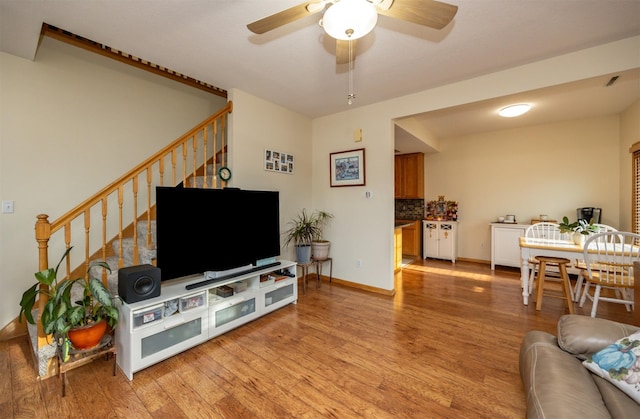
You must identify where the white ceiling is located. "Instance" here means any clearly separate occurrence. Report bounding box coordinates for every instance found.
[394,67,640,153]
[1,0,640,143]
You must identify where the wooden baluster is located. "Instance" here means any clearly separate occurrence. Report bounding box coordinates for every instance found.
[146,167,153,250]
[171,149,177,186]
[192,135,197,188]
[132,176,139,265]
[118,185,124,268]
[159,157,165,186]
[64,224,71,280]
[213,120,218,189]
[101,198,108,285]
[35,214,51,346]
[182,142,188,187]
[221,113,227,168]
[84,209,90,279]
[220,114,227,187]
[203,126,208,188]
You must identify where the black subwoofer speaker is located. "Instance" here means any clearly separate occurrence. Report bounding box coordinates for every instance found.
[118,264,161,304]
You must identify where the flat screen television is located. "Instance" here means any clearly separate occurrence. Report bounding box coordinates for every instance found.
[155,186,280,281]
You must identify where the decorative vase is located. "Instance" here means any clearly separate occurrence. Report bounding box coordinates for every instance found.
[572,232,585,245]
[295,244,312,263]
[67,319,107,350]
[311,240,330,260]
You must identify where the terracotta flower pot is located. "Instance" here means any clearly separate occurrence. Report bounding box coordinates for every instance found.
[67,319,107,350]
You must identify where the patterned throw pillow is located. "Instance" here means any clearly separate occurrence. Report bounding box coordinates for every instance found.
[583,331,640,404]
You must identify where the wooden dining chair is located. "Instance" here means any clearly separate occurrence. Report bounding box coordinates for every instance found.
[572,224,618,301]
[524,223,567,297]
[578,231,639,318]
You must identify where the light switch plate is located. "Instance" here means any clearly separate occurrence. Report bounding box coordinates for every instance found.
[2,200,14,214]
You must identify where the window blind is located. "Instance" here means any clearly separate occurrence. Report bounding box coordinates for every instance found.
[632,142,640,234]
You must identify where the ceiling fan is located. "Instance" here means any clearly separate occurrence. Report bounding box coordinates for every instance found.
[247,0,458,64]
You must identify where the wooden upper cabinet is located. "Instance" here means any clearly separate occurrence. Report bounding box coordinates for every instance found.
[395,153,424,199]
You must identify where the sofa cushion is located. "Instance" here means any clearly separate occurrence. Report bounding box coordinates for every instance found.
[520,330,611,418]
[592,375,640,418]
[583,331,640,404]
[557,315,640,360]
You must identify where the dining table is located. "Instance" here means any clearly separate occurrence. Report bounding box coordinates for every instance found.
[519,236,640,326]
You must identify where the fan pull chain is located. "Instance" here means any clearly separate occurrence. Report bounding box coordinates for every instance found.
[348,37,355,105]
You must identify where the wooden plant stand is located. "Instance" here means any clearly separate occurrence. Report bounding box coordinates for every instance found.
[57,334,117,397]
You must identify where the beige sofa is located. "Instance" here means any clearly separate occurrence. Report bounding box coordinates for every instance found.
[520,315,640,418]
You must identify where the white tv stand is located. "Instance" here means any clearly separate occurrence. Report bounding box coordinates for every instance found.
[116,260,297,380]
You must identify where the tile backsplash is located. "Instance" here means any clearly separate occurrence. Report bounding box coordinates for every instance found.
[395,199,424,220]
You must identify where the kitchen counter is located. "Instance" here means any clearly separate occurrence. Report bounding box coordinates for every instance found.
[395,221,413,229]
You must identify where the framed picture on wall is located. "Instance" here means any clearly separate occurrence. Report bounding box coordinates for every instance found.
[265,148,294,174]
[330,148,365,187]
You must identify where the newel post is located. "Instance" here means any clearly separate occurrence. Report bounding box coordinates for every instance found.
[35,214,51,344]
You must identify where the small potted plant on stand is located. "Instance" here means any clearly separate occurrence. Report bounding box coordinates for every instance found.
[284,209,321,263]
[311,210,333,261]
[558,216,599,245]
[19,247,120,358]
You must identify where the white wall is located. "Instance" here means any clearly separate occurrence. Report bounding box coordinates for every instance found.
[227,89,313,262]
[310,36,640,292]
[0,37,225,332]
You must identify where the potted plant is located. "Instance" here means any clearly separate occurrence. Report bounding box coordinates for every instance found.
[19,246,120,352]
[284,209,321,263]
[311,210,333,260]
[558,216,599,244]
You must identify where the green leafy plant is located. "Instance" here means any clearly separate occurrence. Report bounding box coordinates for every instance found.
[19,246,119,341]
[284,209,321,247]
[284,209,334,246]
[312,210,333,242]
[558,216,599,235]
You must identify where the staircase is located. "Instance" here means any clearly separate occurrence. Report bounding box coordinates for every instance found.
[29,101,233,379]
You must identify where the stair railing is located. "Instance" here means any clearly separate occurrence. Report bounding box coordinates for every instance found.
[32,101,232,364]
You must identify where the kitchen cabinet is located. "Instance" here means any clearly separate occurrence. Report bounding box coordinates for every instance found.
[490,223,530,269]
[395,153,424,199]
[423,221,457,262]
[398,220,422,257]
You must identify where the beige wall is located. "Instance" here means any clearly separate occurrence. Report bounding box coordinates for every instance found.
[0,37,225,332]
[311,36,639,292]
[426,115,622,261]
[227,89,313,262]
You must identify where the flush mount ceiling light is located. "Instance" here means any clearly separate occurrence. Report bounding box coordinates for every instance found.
[320,0,378,40]
[498,103,532,118]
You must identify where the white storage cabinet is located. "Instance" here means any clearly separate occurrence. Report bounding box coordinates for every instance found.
[423,221,458,263]
[490,223,530,270]
[117,261,297,380]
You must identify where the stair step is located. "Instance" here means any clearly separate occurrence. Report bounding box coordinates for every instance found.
[112,237,157,265]
[136,220,156,247]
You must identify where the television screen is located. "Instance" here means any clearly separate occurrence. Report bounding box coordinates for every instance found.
[156,186,280,281]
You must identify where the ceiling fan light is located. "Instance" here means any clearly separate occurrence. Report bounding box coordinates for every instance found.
[498,103,531,118]
[322,0,378,40]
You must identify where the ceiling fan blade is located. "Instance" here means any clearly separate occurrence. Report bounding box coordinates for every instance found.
[247,2,325,34]
[378,0,458,30]
[336,39,357,65]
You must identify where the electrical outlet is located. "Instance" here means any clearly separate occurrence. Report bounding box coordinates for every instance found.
[357,259,362,268]
[2,200,14,214]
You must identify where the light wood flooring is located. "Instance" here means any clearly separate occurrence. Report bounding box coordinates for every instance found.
[1,260,635,418]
